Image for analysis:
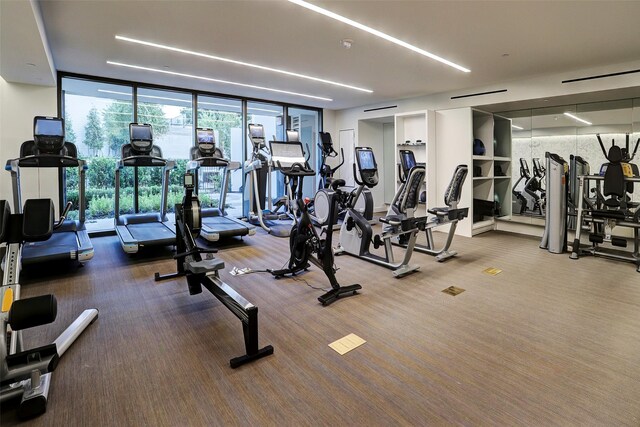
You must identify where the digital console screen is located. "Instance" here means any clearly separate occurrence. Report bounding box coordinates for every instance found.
[184,174,194,186]
[357,149,376,170]
[35,118,63,137]
[402,152,416,170]
[131,124,152,141]
[249,125,264,139]
[286,130,299,142]
[197,129,214,143]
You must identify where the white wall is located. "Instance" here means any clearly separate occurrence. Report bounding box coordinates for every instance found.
[0,77,58,211]
[330,59,640,210]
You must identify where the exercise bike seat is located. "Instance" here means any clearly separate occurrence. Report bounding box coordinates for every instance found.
[331,179,346,190]
[184,258,225,274]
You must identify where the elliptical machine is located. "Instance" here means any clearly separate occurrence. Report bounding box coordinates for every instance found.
[266,140,361,306]
[308,132,373,226]
[245,123,293,237]
[512,158,544,216]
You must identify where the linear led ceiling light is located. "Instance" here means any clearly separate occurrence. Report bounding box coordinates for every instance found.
[564,112,592,125]
[512,125,523,130]
[115,35,372,93]
[106,61,333,102]
[287,0,470,73]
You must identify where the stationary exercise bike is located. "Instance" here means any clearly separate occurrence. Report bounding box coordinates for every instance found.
[266,140,361,306]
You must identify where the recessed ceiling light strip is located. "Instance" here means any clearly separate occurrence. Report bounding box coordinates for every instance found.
[106,61,333,101]
[512,125,523,130]
[115,35,372,93]
[563,112,592,125]
[287,0,470,73]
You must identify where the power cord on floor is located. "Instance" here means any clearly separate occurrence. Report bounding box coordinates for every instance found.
[230,262,329,293]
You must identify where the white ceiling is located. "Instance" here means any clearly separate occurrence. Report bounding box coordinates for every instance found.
[3,1,640,110]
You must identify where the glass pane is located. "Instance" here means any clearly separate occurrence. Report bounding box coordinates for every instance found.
[287,107,320,198]
[576,99,633,173]
[246,102,285,215]
[62,77,133,232]
[196,96,243,217]
[137,88,193,216]
[576,99,635,204]
[496,109,531,221]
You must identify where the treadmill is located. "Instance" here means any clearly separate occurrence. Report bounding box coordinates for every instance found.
[114,123,176,253]
[5,116,94,265]
[187,128,255,241]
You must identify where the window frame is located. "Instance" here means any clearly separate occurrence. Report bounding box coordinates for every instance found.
[57,71,323,230]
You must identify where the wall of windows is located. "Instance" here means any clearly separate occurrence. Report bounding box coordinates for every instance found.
[60,74,321,233]
[196,96,243,216]
[61,78,133,232]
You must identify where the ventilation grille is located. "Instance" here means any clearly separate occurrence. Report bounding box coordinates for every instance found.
[363,105,397,113]
[562,68,640,84]
[451,89,507,100]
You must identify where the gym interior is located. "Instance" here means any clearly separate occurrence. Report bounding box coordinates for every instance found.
[1,1,639,425]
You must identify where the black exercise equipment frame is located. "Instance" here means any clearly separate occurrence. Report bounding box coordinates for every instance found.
[155,194,273,368]
[268,157,361,306]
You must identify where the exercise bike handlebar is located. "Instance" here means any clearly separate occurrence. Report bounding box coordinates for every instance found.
[275,161,315,177]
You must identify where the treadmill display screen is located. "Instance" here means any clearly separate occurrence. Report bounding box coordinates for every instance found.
[34,117,64,138]
[249,124,264,139]
[130,123,152,141]
[33,116,65,152]
[357,149,376,171]
[197,129,215,144]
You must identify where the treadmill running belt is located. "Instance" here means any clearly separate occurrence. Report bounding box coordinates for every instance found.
[22,231,78,264]
[128,222,175,245]
[202,217,251,237]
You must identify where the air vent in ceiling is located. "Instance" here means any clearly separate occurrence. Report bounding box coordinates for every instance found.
[562,68,640,84]
[451,89,507,100]
[363,105,397,113]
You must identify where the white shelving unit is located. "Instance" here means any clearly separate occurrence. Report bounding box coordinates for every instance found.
[394,110,435,216]
[435,107,513,237]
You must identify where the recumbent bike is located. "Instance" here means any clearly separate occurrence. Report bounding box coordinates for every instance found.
[335,147,430,278]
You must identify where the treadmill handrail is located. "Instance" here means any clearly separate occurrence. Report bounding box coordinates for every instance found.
[6,154,82,169]
[117,156,174,168]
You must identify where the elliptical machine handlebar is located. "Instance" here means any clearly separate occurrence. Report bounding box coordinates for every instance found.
[53,201,73,230]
